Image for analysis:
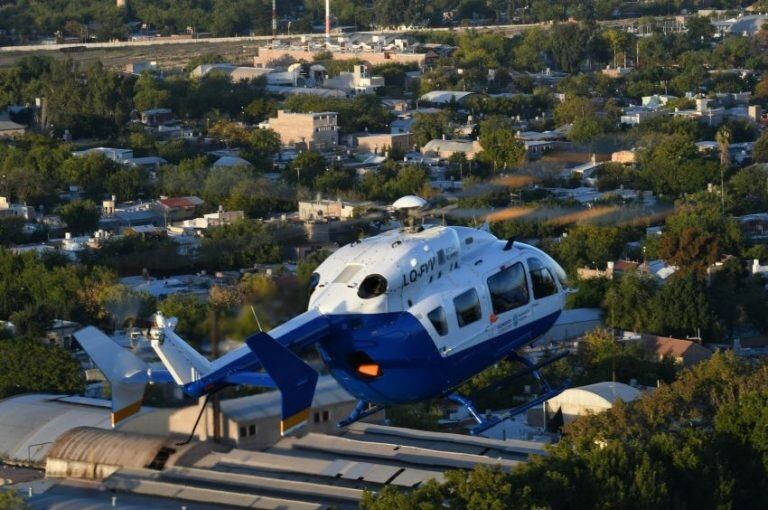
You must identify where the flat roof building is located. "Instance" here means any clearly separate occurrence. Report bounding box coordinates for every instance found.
[263,110,339,150]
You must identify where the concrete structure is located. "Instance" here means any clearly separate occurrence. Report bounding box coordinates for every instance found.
[323,64,385,94]
[264,110,339,150]
[356,132,413,154]
[180,209,245,231]
[422,138,483,160]
[298,198,356,221]
[611,150,637,164]
[254,46,433,69]
[157,196,204,223]
[544,382,642,425]
[190,63,273,81]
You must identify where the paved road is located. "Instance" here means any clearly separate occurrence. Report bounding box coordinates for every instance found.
[0,17,659,54]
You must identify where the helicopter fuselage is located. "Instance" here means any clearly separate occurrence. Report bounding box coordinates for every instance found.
[307,224,567,405]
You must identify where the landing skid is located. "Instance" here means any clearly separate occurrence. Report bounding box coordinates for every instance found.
[337,400,386,428]
[451,352,571,436]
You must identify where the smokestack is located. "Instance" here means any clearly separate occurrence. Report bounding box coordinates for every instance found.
[272,0,277,37]
[325,0,330,39]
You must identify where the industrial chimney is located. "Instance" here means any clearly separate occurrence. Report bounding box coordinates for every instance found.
[325,0,330,39]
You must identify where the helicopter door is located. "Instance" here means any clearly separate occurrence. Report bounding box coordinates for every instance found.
[526,257,561,322]
[485,262,532,336]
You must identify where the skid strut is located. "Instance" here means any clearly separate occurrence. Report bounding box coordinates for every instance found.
[449,352,571,436]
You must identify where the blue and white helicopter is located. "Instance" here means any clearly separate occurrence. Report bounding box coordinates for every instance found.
[76,196,570,436]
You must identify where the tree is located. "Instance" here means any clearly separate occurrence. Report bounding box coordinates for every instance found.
[603,273,659,332]
[158,294,209,345]
[285,151,326,187]
[363,354,768,510]
[548,23,589,73]
[715,125,731,212]
[639,134,719,196]
[0,489,30,510]
[754,131,768,163]
[478,116,526,171]
[554,225,624,273]
[56,199,100,235]
[411,112,451,147]
[60,153,120,200]
[0,339,85,398]
[729,165,768,214]
[133,72,171,111]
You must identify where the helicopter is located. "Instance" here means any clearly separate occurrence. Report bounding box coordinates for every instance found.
[75,195,571,436]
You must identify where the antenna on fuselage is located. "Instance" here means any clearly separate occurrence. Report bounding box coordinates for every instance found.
[392,195,428,232]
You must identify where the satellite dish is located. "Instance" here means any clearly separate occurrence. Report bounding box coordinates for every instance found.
[392,195,427,211]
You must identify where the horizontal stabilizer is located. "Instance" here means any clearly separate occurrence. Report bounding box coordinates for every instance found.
[74,326,149,427]
[246,331,318,435]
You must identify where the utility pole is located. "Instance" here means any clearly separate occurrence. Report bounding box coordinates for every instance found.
[272,0,277,37]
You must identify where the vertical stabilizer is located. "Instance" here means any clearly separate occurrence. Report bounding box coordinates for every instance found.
[74,326,148,427]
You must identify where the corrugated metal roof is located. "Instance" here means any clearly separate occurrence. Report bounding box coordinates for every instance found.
[48,427,166,469]
[0,394,113,463]
[419,90,477,104]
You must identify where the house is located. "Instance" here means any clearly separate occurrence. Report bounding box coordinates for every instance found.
[323,65,385,94]
[156,196,204,223]
[620,106,663,126]
[140,108,173,126]
[356,132,413,154]
[0,196,36,220]
[636,334,713,367]
[0,119,26,138]
[72,147,134,163]
[422,138,483,160]
[298,198,357,221]
[738,213,768,240]
[180,209,245,231]
[124,61,159,76]
[212,155,253,169]
[262,110,339,150]
[611,150,637,164]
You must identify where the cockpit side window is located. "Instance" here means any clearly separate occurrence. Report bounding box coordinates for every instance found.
[487,262,529,314]
[454,289,482,327]
[527,257,558,299]
[427,306,449,336]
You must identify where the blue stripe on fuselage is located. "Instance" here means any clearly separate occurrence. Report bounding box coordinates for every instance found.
[317,310,561,405]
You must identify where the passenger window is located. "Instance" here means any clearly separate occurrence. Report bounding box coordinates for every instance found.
[427,306,449,336]
[487,263,529,314]
[528,258,558,299]
[454,289,482,327]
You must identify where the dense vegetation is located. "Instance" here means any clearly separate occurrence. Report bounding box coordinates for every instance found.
[365,353,768,510]
[0,0,760,42]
